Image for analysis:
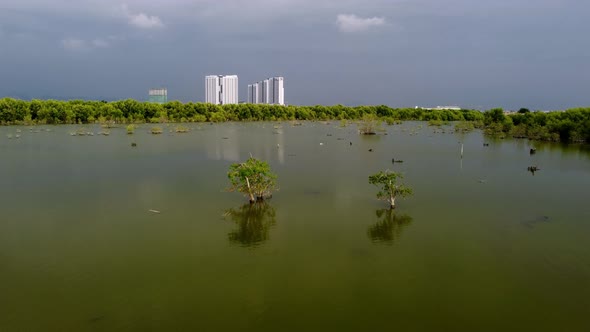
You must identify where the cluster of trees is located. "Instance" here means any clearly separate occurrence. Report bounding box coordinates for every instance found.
[0,98,483,124]
[1,98,587,143]
[483,108,590,143]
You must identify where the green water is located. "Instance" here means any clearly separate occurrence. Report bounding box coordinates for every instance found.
[1,122,589,331]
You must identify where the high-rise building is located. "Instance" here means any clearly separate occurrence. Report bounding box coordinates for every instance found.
[148,88,167,103]
[205,75,238,105]
[270,77,285,105]
[248,77,284,105]
[205,76,220,104]
[257,81,266,104]
[247,83,261,104]
[262,79,271,104]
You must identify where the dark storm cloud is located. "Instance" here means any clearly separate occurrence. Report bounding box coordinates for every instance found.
[0,0,589,109]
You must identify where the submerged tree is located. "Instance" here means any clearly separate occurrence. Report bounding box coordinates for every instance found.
[358,113,381,135]
[224,201,276,247]
[227,157,278,203]
[368,170,413,209]
[368,209,413,244]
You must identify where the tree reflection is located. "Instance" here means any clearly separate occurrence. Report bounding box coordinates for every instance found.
[224,202,276,248]
[368,209,413,245]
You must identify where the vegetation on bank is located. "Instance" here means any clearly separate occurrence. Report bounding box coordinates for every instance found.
[0,98,588,143]
[482,108,590,143]
[0,98,483,124]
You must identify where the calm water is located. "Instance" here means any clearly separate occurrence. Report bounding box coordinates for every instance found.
[1,122,589,331]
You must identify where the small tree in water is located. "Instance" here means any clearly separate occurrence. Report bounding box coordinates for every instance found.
[359,113,381,135]
[228,157,278,203]
[368,170,413,209]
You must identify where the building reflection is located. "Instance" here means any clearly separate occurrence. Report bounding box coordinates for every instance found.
[224,201,277,248]
[206,123,286,165]
[208,126,240,162]
[368,209,413,245]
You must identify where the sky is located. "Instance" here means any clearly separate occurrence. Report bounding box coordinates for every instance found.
[0,0,589,110]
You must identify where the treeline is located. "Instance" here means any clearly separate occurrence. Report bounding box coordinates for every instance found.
[0,98,483,124]
[483,108,590,143]
[0,98,588,143]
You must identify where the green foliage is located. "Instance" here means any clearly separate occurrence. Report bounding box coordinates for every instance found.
[484,108,506,126]
[359,113,381,135]
[454,121,475,133]
[368,170,413,209]
[481,108,590,142]
[384,117,400,125]
[126,124,135,134]
[0,98,485,125]
[428,119,447,127]
[151,126,163,134]
[0,98,588,143]
[227,157,278,203]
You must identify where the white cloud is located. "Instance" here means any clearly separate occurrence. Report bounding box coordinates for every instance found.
[61,38,88,51]
[91,38,109,48]
[336,14,386,32]
[118,4,164,29]
[62,37,112,51]
[128,12,164,29]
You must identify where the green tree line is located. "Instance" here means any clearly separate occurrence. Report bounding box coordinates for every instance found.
[0,98,483,124]
[0,98,588,143]
[482,108,590,143]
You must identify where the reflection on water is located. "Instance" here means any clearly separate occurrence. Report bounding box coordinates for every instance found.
[205,124,287,164]
[224,202,277,248]
[368,209,413,245]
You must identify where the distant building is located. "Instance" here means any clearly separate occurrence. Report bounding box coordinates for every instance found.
[415,106,461,111]
[248,77,284,105]
[148,88,167,103]
[247,83,261,104]
[271,77,285,105]
[205,75,238,105]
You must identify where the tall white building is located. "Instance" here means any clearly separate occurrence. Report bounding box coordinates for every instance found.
[271,77,285,105]
[248,77,284,105]
[262,79,271,104]
[205,76,220,104]
[205,75,239,105]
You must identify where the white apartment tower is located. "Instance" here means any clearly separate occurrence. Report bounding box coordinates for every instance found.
[271,77,285,105]
[248,77,284,105]
[205,75,239,105]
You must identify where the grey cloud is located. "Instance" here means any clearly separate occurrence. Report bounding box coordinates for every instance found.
[61,37,111,51]
[91,38,110,48]
[61,38,88,51]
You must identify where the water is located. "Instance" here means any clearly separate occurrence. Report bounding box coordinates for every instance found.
[0,122,589,331]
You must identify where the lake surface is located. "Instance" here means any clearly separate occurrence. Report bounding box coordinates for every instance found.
[1,122,589,331]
